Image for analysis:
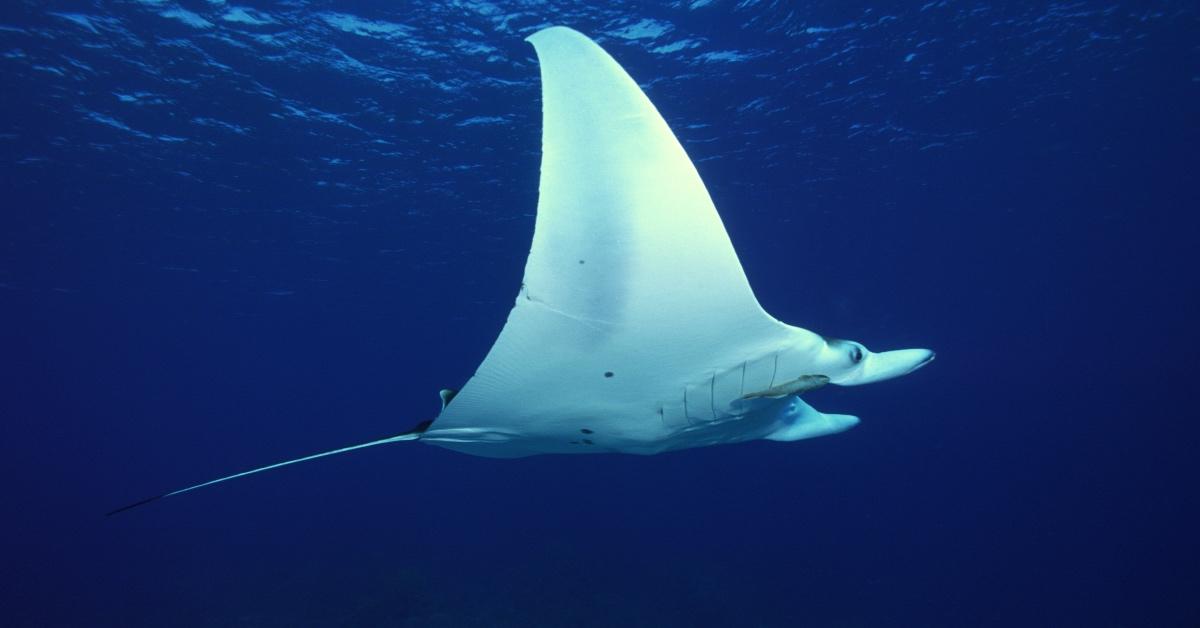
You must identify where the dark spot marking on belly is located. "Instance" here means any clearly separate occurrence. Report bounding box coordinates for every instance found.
[578,259,585,264]
[604,371,614,378]
[580,428,593,434]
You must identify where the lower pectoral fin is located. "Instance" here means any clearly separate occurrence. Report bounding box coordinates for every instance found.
[763,397,859,442]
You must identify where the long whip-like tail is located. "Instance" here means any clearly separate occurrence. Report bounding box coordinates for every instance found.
[106,420,431,516]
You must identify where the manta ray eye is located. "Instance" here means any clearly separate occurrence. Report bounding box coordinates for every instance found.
[849,346,863,364]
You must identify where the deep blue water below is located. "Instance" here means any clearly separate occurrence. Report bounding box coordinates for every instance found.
[2,2,1198,626]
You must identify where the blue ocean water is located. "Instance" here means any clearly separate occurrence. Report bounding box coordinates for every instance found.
[2,1,1198,626]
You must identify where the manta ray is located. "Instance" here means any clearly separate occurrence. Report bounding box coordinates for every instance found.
[109,26,933,515]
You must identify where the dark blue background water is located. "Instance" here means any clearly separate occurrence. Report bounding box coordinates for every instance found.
[3,1,1198,626]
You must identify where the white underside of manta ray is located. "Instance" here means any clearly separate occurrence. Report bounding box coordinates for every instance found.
[109,26,933,515]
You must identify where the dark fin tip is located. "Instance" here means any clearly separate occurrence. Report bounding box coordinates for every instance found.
[106,493,166,517]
